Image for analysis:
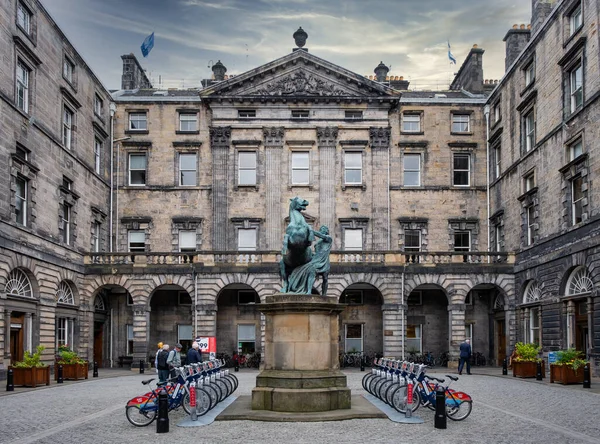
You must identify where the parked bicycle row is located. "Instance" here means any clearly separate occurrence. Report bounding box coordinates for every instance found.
[362,358,473,421]
[125,359,238,427]
[339,352,382,368]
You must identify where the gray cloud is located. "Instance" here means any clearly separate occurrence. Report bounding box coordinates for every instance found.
[42,0,532,90]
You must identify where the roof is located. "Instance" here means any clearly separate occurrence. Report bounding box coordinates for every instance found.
[112,89,201,102]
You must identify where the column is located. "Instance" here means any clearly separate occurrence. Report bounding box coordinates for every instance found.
[381,303,403,359]
[566,300,575,348]
[210,126,232,250]
[263,127,285,250]
[132,304,149,367]
[369,127,391,250]
[4,309,11,361]
[317,127,338,233]
[448,304,466,367]
[24,312,32,353]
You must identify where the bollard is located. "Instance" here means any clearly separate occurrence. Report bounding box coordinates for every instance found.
[583,364,591,389]
[502,358,508,376]
[536,361,543,381]
[234,356,239,373]
[139,360,145,374]
[57,365,64,384]
[434,387,447,429]
[360,355,365,372]
[6,368,14,392]
[93,361,98,378]
[190,381,197,421]
[156,388,169,433]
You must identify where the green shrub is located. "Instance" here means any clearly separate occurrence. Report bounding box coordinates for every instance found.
[13,345,47,368]
[56,347,86,365]
[555,348,588,371]
[514,342,541,362]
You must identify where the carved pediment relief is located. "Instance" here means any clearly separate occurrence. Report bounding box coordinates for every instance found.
[251,69,350,97]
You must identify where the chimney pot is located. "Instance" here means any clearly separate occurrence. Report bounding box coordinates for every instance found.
[513,24,518,29]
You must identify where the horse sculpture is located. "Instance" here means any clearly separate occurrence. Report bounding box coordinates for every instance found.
[280,197,314,293]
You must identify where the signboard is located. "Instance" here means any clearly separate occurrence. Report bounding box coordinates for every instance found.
[195,336,216,360]
[548,351,557,364]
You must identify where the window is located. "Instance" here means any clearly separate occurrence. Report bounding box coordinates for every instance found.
[57,318,74,348]
[569,4,582,36]
[526,205,535,245]
[94,138,102,174]
[406,324,422,353]
[572,175,583,225]
[569,63,583,113]
[403,154,421,186]
[238,291,257,304]
[524,172,535,192]
[178,292,192,305]
[17,2,31,34]
[128,112,147,131]
[493,144,501,179]
[179,113,197,132]
[344,152,362,185]
[465,324,473,343]
[407,292,422,305]
[62,176,72,190]
[94,95,103,116]
[63,106,73,149]
[128,230,145,252]
[128,154,147,186]
[291,109,309,119]
[453,153,470,186]
[568,139,583,161]
[341,290,363,305]
[238,228,257,251]
[178,325,193,352]
[344,228,362,251]
[92,221,100,252]
[291,151,309,185]
[238,151,257,185]
[179,153,196,186]
[237,324,256,354]
[238,109,256,118]
[451,114,470,133]
[344,324,363,353]
[524,109,535,152]
[404,230,421,252]
[15,176,27,226]
[61,204,71,244]
[345,110,363,120]
[16,145,28,161]
[529,307,540,345]
[179,230,196,252]
[524,60,535,86]
[454,231,470,252]
[16,61,29,113]
[63,58,74,83]
[493,102,501,124]
[402,114,421,132]
[126,324,134,355]
[494,224,502,252]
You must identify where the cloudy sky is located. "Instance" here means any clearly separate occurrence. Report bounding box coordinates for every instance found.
[42,0,532,91]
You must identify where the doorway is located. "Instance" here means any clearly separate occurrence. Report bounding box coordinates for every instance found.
[94,322,104,367]
[496,319,506,364]
[10,314,25,363]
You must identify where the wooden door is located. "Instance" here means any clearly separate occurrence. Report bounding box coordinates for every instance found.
[93,322,103,367]
[496,319,506,364]
[10,314,25,363]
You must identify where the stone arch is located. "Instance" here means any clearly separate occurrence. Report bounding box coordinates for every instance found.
[0,252,41,298]
[81,274,138,305]
[328,272,396,304]
[143,275,195,308]
[465,274,514,307]
[197,273,279,305]
[404,274,451,303]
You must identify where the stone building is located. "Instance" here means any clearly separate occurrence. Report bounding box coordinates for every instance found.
[0,0,597,377]
[487,0,600,371]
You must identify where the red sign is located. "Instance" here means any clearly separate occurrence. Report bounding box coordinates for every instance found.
[196,337,217,359]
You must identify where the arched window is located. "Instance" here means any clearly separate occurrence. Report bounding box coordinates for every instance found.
[493,294,504,310]
[94,295,106,311]
[566,266,594,296]
[5,269,33,298]
[523,280,543,303]
[57,281,75,305]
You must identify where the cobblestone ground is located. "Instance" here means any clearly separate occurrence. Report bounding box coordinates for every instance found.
[1,368,599,444]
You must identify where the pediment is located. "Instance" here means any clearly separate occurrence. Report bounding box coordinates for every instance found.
[201,51,398,101]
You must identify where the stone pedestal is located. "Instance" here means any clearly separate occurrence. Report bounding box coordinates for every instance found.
[252,294,351,412]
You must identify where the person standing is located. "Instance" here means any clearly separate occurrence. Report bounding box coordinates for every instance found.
[187,342,202,365]
[154,342,164,373]
[458,338,472,375]
[156,344,170,383]
[167,343,182,378]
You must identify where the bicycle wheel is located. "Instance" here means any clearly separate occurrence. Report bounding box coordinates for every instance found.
[384,381,400,405]
[195,387,213,416]
[203,382,220,406]
[215,379,228,401]
[126,405,157,427]
[390,384,421,414]
[446,397,472,421]
[378,380,394,403]
[225,374,238,392]
[182,391,192,414]
[220,376,234,397]
[367,375,382,395]
[362,373,374,391]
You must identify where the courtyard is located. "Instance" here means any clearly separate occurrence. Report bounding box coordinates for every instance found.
[2,368,599,444]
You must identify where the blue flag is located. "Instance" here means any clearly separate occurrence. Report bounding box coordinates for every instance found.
[447,41,456,64]
[141,32,154,58]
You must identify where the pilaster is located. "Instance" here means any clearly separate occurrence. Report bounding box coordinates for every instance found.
[263,127,285,250]
[317,127,338,233]
[369,127,390,250]
[210,126,232,250]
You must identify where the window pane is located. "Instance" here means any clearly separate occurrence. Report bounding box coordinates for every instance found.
[454,231,470,250]
[292,152,309,168]
[405,230,420,249]
[345,152,361,168]
[238,228,257,250]
[344,229,362,251]
[180,153,195,169]
[404,171,420,187]
[178,324,193,340]
[130,154,146,169]
[127,324,134,340]
[129,231,145,243]
[453,155,469,170]
[239,170,256,185]
[130,171,146,185]
[292,169,309,184]
[239,152,256,168]
[345,169,362,184]
[404,154,420,170]
[179,231,196,250]
[238,324,256,341]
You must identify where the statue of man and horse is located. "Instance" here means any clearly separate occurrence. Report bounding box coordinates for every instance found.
[280,197,332,295]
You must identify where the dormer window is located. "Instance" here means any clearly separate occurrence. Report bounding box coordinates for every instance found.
[291,110,309,119]
[238,109,256,118]
[345,110,363,120]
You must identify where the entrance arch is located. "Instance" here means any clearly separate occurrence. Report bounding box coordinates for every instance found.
[338,283,383,356]
[406,284,448,358]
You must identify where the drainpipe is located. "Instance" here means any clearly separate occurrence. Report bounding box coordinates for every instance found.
[194,270,198,337]
[110,308,114,368]
[484,104,491,264]
[401,263,406,360]
[109,104,115,252]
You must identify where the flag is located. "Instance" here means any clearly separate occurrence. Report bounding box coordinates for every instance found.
[141,32,154,58]
[447,41,456,64]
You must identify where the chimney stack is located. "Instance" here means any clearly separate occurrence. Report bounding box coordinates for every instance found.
[449,45,485,94]
[531,0,557,34]
[503,25,531,71]
[121,53,152,90]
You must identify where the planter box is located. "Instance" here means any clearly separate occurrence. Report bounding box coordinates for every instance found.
[550,364,584,385]
[9,366,50,387]
[512,361,537,378]
[56,362,89,381]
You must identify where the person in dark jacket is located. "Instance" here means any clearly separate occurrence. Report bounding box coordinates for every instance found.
[187,341,202,364]
[458,339,472,375]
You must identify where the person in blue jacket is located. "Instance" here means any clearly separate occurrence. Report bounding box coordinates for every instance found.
[187,341,203,364]
[458,338,472,375]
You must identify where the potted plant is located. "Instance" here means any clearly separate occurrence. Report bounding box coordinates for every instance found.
[56,345,89,380]
[550,348,588,385]
[512,342,542,378]
[9,345,51,387]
